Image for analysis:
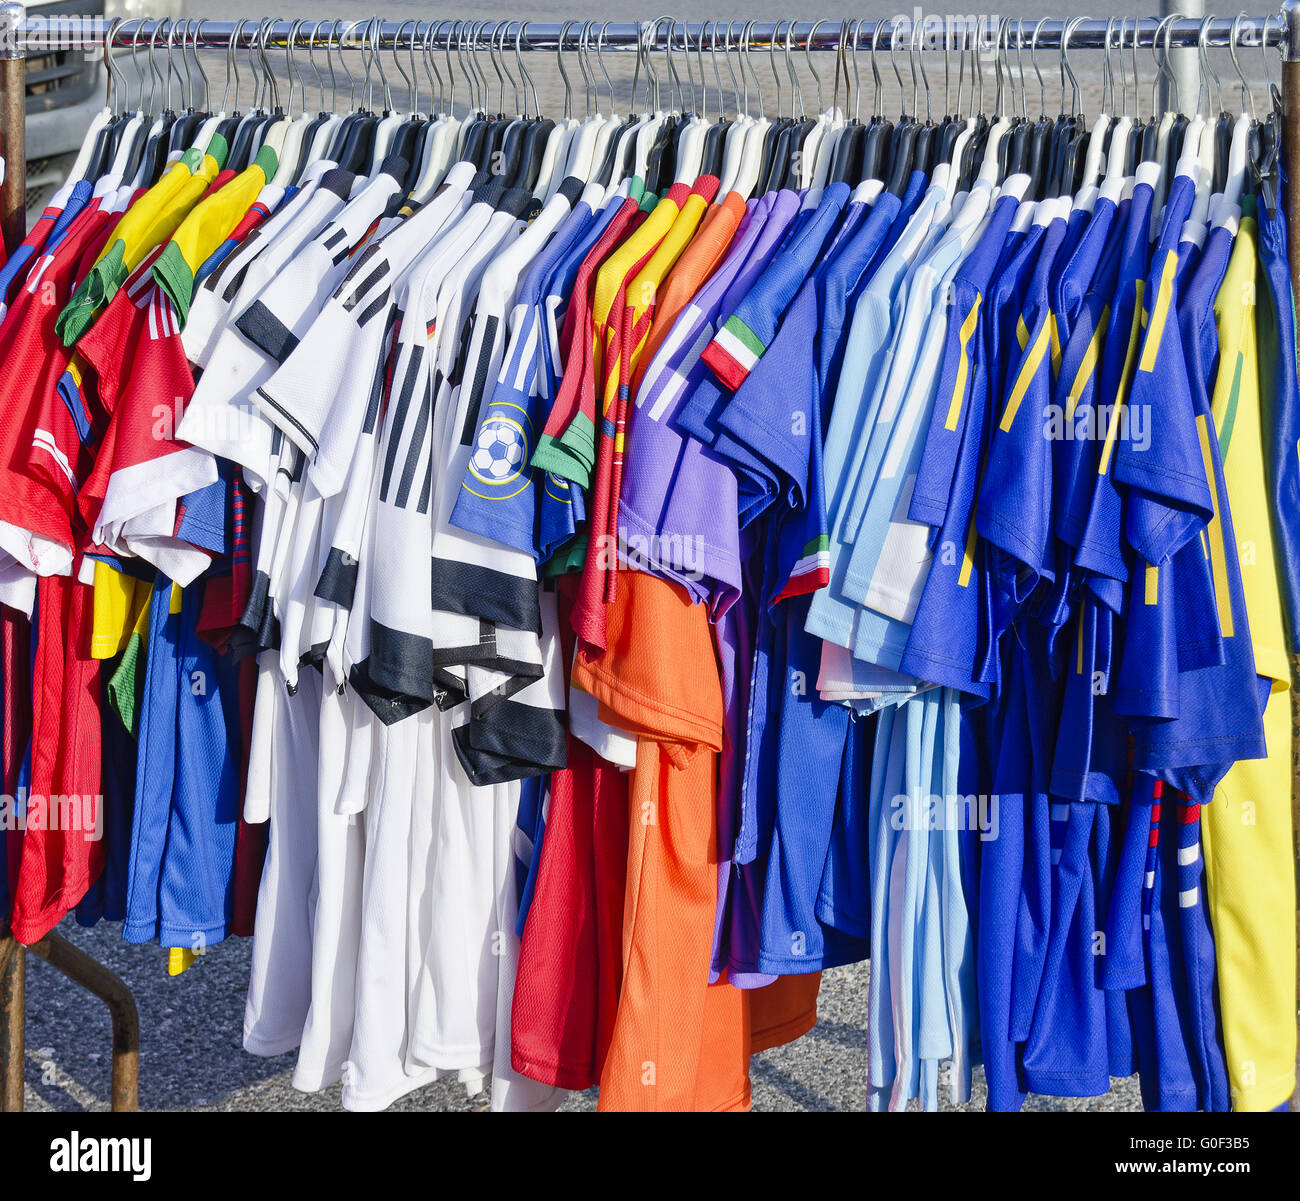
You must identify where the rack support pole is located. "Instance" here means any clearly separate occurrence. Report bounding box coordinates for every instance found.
[1284,0,1300,1115]
[0,1,24,254]
[0,935,24,1111]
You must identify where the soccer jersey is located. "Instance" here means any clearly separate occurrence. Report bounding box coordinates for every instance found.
[1201,207,1297,1110]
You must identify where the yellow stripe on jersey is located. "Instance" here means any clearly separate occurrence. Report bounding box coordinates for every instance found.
[999,317,1052,432]
[1097,280,1145,476]
[1065,306,1109,420]
[1138,250,1178,373]
[957,511,978,588]
[1195,413,1234,638]
[1144,564,1159,605]
[944,299,982,431]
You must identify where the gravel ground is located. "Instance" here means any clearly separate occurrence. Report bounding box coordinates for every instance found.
[19,916,1143,1112]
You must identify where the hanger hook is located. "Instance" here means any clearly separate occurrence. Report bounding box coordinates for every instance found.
[146,17,164,115]
[682,22,698,115]
[421,21,441,116]
[907,17,922,121]
[867,18,883,119]
[804,19,827,114]
[282,19,300,116]
[954,18,966,119]
[555,20,574,120]
[1030,18,1046,116]
[1116,19,1129,119]
[888,17,906,119]
[103,17,124,111]
[602,21,618,115]
[1229,12,1257,121]
[388,19,414,111]
[180,18,196,111]
[850,19,863,122]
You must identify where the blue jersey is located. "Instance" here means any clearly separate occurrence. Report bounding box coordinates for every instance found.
[123,574,242,949]
[901,191,1024,696]
[1114,178,1265,800]
[1255,195,1300,652]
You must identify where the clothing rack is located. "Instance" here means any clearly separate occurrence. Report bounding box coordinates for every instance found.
[0,2,1296,1114]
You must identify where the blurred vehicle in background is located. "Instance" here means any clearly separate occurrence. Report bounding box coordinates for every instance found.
[23,0,180,212]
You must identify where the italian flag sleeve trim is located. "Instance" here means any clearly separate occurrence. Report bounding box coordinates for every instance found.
[700,313,766,392]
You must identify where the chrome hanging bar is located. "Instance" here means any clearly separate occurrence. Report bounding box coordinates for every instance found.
[5,15,1293,58]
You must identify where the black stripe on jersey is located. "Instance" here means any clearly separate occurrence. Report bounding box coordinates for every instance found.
[378,344,422,502]
[341,259,389,314]
[394,382,432,509]
[414,446,434,515]
[237,299,300,364]
[447,313,476,390]
[458,313,499,446]
[367,620,436,702]
[430,557,542,634]
[314,546,360,607]
[363,311,398,436]
[208,227,263,298]
[354,292,388,329]
[349,660,434,725]
[322,226,348,256]
[451,701,568,784]
[254,387,321,452]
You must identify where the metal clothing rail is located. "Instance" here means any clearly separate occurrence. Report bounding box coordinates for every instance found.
[1,14,1295,54]
[0,1,1296,1114]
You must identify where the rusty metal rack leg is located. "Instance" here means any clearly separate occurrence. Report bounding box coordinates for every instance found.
[0,1,25,255]
[0,936,25,1111]
[23,935,139,1112]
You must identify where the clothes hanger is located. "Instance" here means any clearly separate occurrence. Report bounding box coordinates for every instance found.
[306,22,357,168]
[1204,20,1234,194]
[972,19,1016,190]
[731,20,775,198]
[289,22,337,181]
[1214,13,1254,218]
[1101,19,1135,192]
[1248,12,1281,217]
[330,20,383,175]
[697,23,731,179]
[364,17,407,172]
[68,16,125,187]
[561,21,606,183]
[642,18,684,194]
[409,21,465,203]
[882,18,920,196]
[775,22,816,191]
[794,20,838,192]
[717,21,756,193]
[226,21,271,171]
[267,22,313,186]
[508,24,554,192]
[998,21,1029,178]
[249,20,291,166]
[674,24,710,184]
[539,21,583,194]
[828,20,866,184]
[116,19,165,187]
[581,23,624,189]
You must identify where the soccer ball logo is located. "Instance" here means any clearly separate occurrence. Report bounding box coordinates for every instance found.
[469,415,527,486]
